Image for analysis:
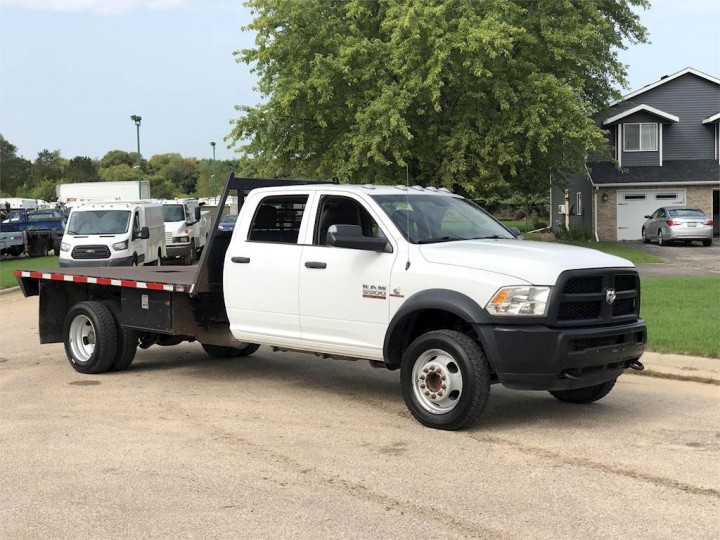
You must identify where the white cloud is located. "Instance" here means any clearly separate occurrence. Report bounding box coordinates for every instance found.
[0,0,190,15]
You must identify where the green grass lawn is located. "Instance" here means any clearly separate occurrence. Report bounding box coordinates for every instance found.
[559,241,664,265]
[0,256,59,290]
[641,277,720,358]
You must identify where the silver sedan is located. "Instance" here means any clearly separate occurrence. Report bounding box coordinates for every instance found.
[642,207,713,247]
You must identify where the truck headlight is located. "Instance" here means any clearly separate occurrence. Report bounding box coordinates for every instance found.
[60,242,71,252]
[173,236,190,243]
[112,240,128,251]
[486,286,551,317]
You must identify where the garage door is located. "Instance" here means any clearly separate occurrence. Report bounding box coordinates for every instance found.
[616,189,685,240]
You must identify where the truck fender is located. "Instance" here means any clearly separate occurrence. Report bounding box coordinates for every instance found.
[383,289,490,366]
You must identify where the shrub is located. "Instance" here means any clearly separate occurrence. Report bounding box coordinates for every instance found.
[555,226,593,242]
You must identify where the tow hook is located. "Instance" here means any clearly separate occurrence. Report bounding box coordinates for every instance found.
[627,360,645,371]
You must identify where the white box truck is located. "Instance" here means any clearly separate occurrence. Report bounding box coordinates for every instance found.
[59,202,166,267]
[160,198,210,264]
[57,181,151,206]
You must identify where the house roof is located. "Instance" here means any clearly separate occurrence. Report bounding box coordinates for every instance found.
[610,67,720,106]
[702,112,720,124]
[602,104,679,126]
[588,160,720,186]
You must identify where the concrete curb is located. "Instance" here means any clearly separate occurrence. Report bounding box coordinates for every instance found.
[0,286,20,296]
[634,351,720,385]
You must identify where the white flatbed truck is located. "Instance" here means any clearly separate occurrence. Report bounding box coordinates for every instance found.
[15,175,646,430]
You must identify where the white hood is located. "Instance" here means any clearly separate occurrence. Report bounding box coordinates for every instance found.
[418,240,634,285]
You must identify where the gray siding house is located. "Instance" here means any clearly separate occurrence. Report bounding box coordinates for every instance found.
[551,68,720,240]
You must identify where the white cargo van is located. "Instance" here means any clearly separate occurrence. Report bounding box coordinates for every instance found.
[59,202,166,267]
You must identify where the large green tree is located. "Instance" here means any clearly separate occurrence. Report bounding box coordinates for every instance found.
[0,134,32,196]
[66,156,100,183]
[229,0,648,194]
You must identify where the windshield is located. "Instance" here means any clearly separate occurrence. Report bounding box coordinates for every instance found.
[163,204,186,222]
[371,194,514,244]
[668,208,706,218]
[67,210,130,235]
[27,210,60,222]
[221,214,237,223]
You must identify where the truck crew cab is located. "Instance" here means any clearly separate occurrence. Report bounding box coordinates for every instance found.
[15,175,646,430]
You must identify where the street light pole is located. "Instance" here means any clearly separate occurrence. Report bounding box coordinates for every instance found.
[210,141,216,204]
[130,115,142,199]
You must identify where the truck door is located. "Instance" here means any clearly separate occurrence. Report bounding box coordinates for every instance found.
[130,210,145,262]
[299,194,397,356]
[224,194,310,342]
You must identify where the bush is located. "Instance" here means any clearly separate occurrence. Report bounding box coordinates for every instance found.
[555,226,593,242]
[532,221,547,230]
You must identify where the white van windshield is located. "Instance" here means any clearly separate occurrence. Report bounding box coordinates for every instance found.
[163,205,186,222]
[67,210,131,235]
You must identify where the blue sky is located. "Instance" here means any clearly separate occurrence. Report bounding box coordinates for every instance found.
[0,0,718,163]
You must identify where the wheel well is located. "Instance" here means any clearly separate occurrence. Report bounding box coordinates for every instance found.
[385,309,479,367]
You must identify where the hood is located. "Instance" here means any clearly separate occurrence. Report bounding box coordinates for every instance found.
[418,240,634,285]
[164,220,186,233]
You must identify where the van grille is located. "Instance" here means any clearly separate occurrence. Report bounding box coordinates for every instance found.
[551,270,640,327]
[72,244,111,259]
[165,231,174,244]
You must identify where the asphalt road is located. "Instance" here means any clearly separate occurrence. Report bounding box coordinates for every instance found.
[1,291,718,539]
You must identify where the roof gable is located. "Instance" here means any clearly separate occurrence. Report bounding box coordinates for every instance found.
[611,68,720,106]
[602,104,679,125]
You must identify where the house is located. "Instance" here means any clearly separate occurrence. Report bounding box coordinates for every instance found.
[551,67,720,241]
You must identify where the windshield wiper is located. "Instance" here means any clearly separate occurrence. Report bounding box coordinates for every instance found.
[416,236,465,244]
[468,235,513,240]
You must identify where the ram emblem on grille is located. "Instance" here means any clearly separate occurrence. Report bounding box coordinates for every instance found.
[605,288,616,305]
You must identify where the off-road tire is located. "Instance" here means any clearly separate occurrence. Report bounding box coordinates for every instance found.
[63,301,117,374]
[400,330,490,431]
[201,343,261,358]
[100,300,139,371]
[549,379,616,404]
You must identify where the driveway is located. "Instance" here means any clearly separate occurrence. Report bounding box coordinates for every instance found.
[627,240,720,278]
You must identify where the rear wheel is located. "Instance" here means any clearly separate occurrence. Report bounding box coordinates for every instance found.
[101,300,139,371]
[201,343,260,358]
[63,301,117,374]
[400,330,490,431]
[657,229,665,246]
[548,379,616,404]
[702,239,712,247]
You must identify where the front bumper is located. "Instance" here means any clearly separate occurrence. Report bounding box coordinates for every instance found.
[476,319,646,391]
[59,255,135,267]
[166,243,191,257]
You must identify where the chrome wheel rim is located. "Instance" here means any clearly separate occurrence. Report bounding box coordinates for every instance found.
[69,314,95,363]
[411,349,463,414]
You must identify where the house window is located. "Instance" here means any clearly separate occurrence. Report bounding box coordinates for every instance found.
[624,194,646,201]
[655,193,677,200]
[576,193,583,216]
[623,123,658,152]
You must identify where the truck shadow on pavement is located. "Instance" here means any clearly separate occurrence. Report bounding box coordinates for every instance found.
[123,344,658,430]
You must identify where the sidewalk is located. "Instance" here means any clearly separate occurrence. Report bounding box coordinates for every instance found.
[634,351,720,385]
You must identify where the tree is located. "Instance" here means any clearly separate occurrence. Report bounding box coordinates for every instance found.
[100,150,135,169]
[147,153,199,194]
[66,156,100,183]
[0,134,32,196]
[99,164,136,182]
[229,0,648,195]
[32,149,65,184]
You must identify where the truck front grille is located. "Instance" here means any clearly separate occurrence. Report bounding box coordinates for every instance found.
[72,244,111,259]
[551,269,640,327]
[165,231,173,244]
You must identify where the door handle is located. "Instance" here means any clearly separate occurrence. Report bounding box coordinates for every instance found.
[231,256,251,264]
[304,261,327,269]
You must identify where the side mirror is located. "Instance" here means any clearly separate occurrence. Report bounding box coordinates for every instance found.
[194,207,201,221]
[644,215,651,219]
[137,226,150,240]
[326,224,388,252]
[508,226,523,238]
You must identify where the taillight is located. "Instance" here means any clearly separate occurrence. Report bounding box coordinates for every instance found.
[704,220,713,226]
[666,220,680,226]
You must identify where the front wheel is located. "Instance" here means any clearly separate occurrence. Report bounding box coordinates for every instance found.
[548,379,616,404]
[400,330,490,431]
[202,343,261,358]
[641,228,649,244]
[657,229,665,246]
[63,301,118,374]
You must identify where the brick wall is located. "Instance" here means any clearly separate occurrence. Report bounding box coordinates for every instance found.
[596,188,617,241]
[685,185,713,216]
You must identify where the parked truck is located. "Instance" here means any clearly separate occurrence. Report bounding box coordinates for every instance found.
[160,198,210,264]
[15,175,646,430]
[57,181,151,206]
[1,208,65,257]
[59,202,166,267]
